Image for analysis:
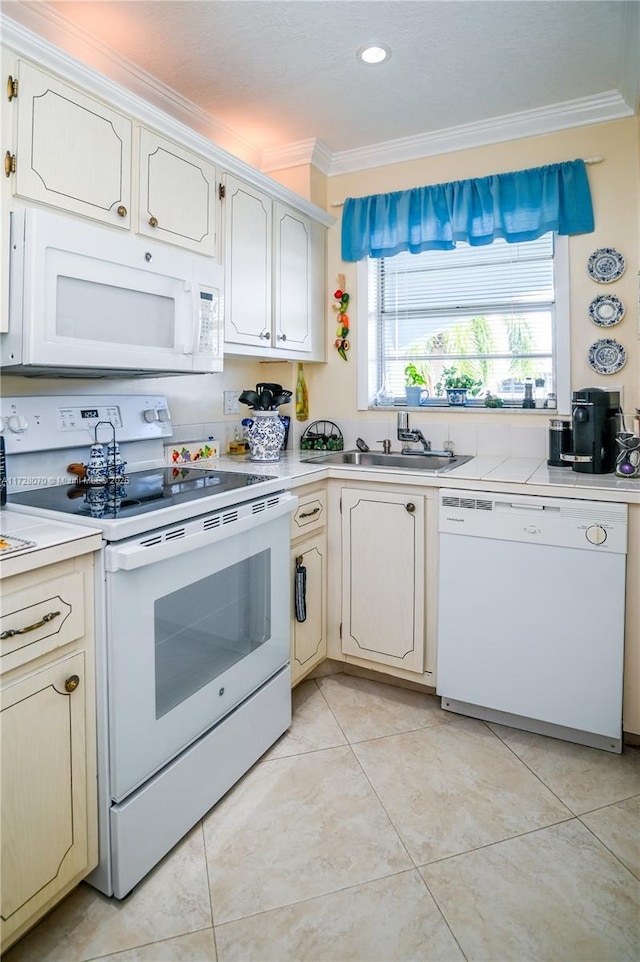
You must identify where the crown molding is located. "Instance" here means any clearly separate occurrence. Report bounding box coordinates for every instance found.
[0,13,334,226]
[326,92,634,176]
[3,2,635,183]
[261,138,333,175]
[0,4,262,167]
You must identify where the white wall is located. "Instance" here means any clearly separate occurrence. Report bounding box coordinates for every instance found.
[0,357,302,449]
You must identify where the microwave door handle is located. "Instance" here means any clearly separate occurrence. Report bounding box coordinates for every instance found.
[177,279,195,355]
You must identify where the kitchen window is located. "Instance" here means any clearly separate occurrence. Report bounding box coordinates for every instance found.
[358,232,570,410]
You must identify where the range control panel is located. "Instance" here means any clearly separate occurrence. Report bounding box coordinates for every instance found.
[57,404,123,432]
[0,395,172,453]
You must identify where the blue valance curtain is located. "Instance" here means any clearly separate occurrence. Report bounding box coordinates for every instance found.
[341,159,594,261]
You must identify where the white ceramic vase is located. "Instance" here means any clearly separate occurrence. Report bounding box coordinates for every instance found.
[246,412,285,462]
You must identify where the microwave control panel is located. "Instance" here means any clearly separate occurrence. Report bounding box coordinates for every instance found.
[197,288,221,357]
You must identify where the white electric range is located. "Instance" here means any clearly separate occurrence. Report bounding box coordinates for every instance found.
[2,394,296,898]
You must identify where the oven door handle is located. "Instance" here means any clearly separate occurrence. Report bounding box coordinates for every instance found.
[105,494,297,572]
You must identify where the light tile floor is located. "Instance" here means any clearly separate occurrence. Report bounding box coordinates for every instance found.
[5,673,640,962]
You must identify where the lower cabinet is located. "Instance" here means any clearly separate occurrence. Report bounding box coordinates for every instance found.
[0,552,98,952]
[289,479,438,689]
[290,485,327,685]
[291,532,327,685]
[2,653,90,920]
[341,486,425,674]
[329,482,437,684]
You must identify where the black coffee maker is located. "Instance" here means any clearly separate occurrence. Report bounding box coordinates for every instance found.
[562,388,620,473]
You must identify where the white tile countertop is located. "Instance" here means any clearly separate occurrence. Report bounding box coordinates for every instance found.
[216,451,640,504]
[0,508,102,578]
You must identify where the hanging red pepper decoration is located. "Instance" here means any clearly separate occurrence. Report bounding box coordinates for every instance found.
[332,273,351,361]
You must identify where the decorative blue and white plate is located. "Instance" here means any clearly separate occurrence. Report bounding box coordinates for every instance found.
[587,338,627,375]
[588,294,625,327]
[587,248,626,283]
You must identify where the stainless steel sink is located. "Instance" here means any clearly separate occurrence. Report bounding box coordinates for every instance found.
[301,450,473,473]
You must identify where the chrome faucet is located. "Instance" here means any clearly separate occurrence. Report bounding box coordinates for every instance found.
[396,412,454,458]
[397,411,431,453]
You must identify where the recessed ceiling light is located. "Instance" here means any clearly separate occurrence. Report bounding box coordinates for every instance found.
[357,43,391,65]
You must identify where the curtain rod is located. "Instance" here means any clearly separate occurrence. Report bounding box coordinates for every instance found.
[329,156,604,208]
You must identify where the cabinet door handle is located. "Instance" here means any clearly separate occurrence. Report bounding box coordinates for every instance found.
[295,558,307,623]
[277,333,287,341]
[1,610,61,639]
[117,205,128,218]
[405,502,416,513]
[259,331,271,340]
[149,215,158,228]
[64,674,80,693]
[299,506,320,519]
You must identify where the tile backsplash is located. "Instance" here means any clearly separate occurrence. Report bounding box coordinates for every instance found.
[336,418,547,460]
[170,416,549,461]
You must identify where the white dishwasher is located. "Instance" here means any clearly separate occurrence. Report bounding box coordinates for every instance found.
[436,489,627,753]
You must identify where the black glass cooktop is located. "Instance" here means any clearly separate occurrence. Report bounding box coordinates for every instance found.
[9,466,272,521]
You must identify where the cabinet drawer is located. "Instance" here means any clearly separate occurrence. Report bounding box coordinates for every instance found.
[291,488,327,538]
[1,569,85,674]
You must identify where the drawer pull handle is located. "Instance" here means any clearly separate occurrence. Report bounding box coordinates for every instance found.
[299,506,320,519]
[64,674,80,693]
[1,610,61,639]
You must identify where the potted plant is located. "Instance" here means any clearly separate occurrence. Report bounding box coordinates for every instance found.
[404,362,427,407]
[435,366,483,406]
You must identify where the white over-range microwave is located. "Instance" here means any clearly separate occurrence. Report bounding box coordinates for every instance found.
[2,208,224,376]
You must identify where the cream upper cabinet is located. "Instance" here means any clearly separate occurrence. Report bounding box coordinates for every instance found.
[0,551,98,953]
[223,173,272,347]
[137,127,217,256]
[272,201,312,352]
[341,486,426,675]
[10,60,132,227]
[222,173,325,360]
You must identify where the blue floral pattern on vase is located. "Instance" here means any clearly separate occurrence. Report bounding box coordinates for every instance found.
[446,388,468,406]
[246,412,285,462]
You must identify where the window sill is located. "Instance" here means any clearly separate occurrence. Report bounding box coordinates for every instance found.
[369,401,558,415]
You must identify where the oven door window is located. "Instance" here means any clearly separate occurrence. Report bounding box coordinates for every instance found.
[106,511,290,803]
[155,549,271,718]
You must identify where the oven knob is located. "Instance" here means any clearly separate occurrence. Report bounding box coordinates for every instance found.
[144,409,159,423]
[7,415,28,433]
[586,524,607,545]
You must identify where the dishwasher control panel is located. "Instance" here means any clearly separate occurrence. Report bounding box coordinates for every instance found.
[439,489,628,554]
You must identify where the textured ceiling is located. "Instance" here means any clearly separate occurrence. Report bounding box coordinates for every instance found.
[2,0,638,160]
